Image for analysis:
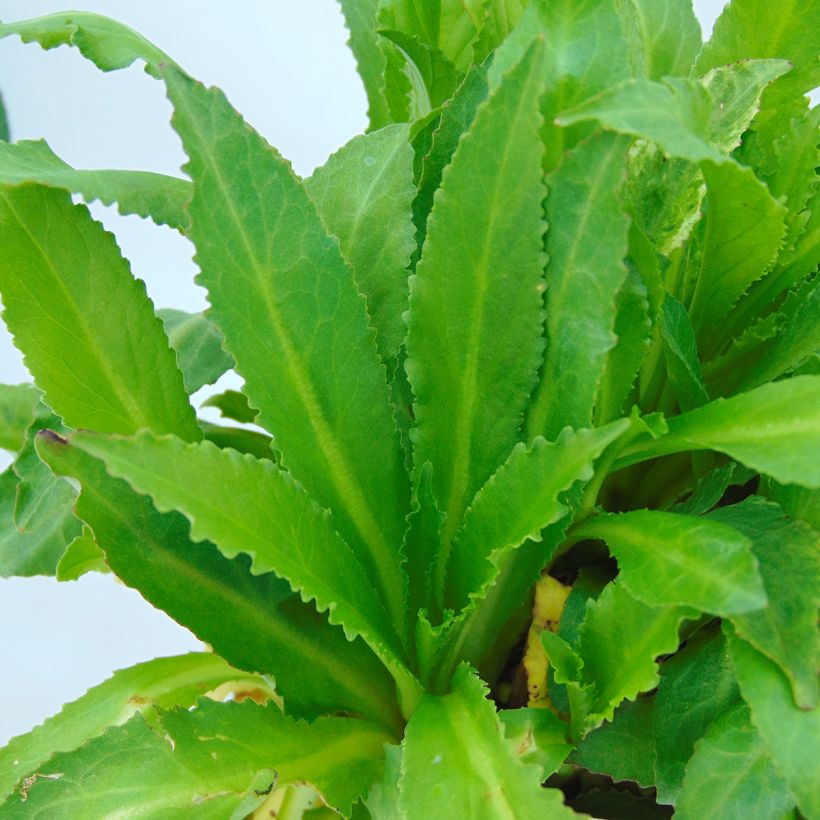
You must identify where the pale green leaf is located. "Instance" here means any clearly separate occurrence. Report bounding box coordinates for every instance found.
[653,624,741,803]
[164,66,410,632]
[660,295,709,411]
[0,383,39,452]
[55,524,108,581]
[573,509,766,616]
[399,665,579,819]
[0,139,190,230]
[676,703,795,820]
[0,11,172,76]
[0,186,199,441]
[709,498,820,709]
[405,42,547,600]
[448,421,631,612]
[727,628,820,819]
[337,0,391,129]
[71,431,419,706]
[37,432,403,732]
[618,377,820,487]
[499,707,572,778]
[760,477,820,529]
[157,308,233,395]
[306,124,415,362]
[576,581,688,731]
[618,0,701,80]
[526,131,632,441]
[0,652,267,800]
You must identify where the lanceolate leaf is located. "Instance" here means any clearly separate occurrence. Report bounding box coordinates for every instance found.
[406,42,547,598]
[0,186,199,441]
[305,124,415,363]
[0,652,267,800]
[399,665,578,819]
[0,383,39,452]
[448,421,631,612]
[675,703,795,820]
[0,139,191,231]
[573,510,766,616]
[709,498,820,709]
[163,66,410,632]
[37,433,402,733]
[617,377,820,487]
[71,431,419,705]
[157,308,233,394]
[660,295,709,411]
[526,131,632,441]
[727,628,820,819]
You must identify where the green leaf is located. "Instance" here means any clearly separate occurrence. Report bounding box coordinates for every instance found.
[653,624,740,803]
[526,131,632,441]
[575,581,688,731]
[660,296,709,411]
[571,697,656,788]
[200,389,256,424]
[760,477,820,529]
[198,421,274,461]
[337,0,391,129]
[0,90,9,141]
[0,383,39,452]
[406,42,547,601]
[37,432,403,732]
[0,11,172,77]
[618,0,701,80]
[676,703,795,820]
[448,421,631,612]
[0,139,191,231]
[671,462,741,515]
[157,309,233,395]
[617,377,820,487]
[55,524,108,581]
[727,628,820,819]
[499,707,573,778]
[688,162,787,354]
[0,186,199,441]
[708,498,820,709]
[305,124,415,363]
[399,665,579,819]
[164,66,410,633]
[594,264,652,425]
[0,652,266,800]
[572,509,766,616]
[71,431,419,707]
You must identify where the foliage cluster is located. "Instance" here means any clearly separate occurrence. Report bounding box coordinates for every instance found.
[0,0,817,817]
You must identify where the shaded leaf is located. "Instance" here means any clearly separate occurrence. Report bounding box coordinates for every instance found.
[200,389,256,424]
[660,295,709,411]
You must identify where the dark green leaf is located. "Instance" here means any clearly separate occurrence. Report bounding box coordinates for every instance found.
[660,295,709,411]
[200,389,256,424]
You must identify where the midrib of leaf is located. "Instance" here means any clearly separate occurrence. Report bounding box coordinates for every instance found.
[1,194,160,433]
[527,136,625,440]
[439,58,542,555]
[176,101,404,631]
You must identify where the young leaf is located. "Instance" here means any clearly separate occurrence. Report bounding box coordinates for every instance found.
[675,703,795,820]
[727,628,820,819]
[163,66,410,632]
[0,186,199,441]
[55,525,107,581]
[448,420,631,612]
[71,431,419,706]
[708,498,820,709]
[399,665,578,819]
[0,383,39,452]
[305,124,415,363]
[0,652,266,800]
[526,131,632,441]
[572,510,766,616]
[660,296,709,411]
[406,41,547,597]
[157,309,233,394]
[617,376,820,487]
[575,581,688,730]
[0,139,191,231]
[618,0,701,80]
[337,0,391,129]
[37,433,402,732]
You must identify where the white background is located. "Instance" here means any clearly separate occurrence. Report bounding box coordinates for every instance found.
[0,0,729,742]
